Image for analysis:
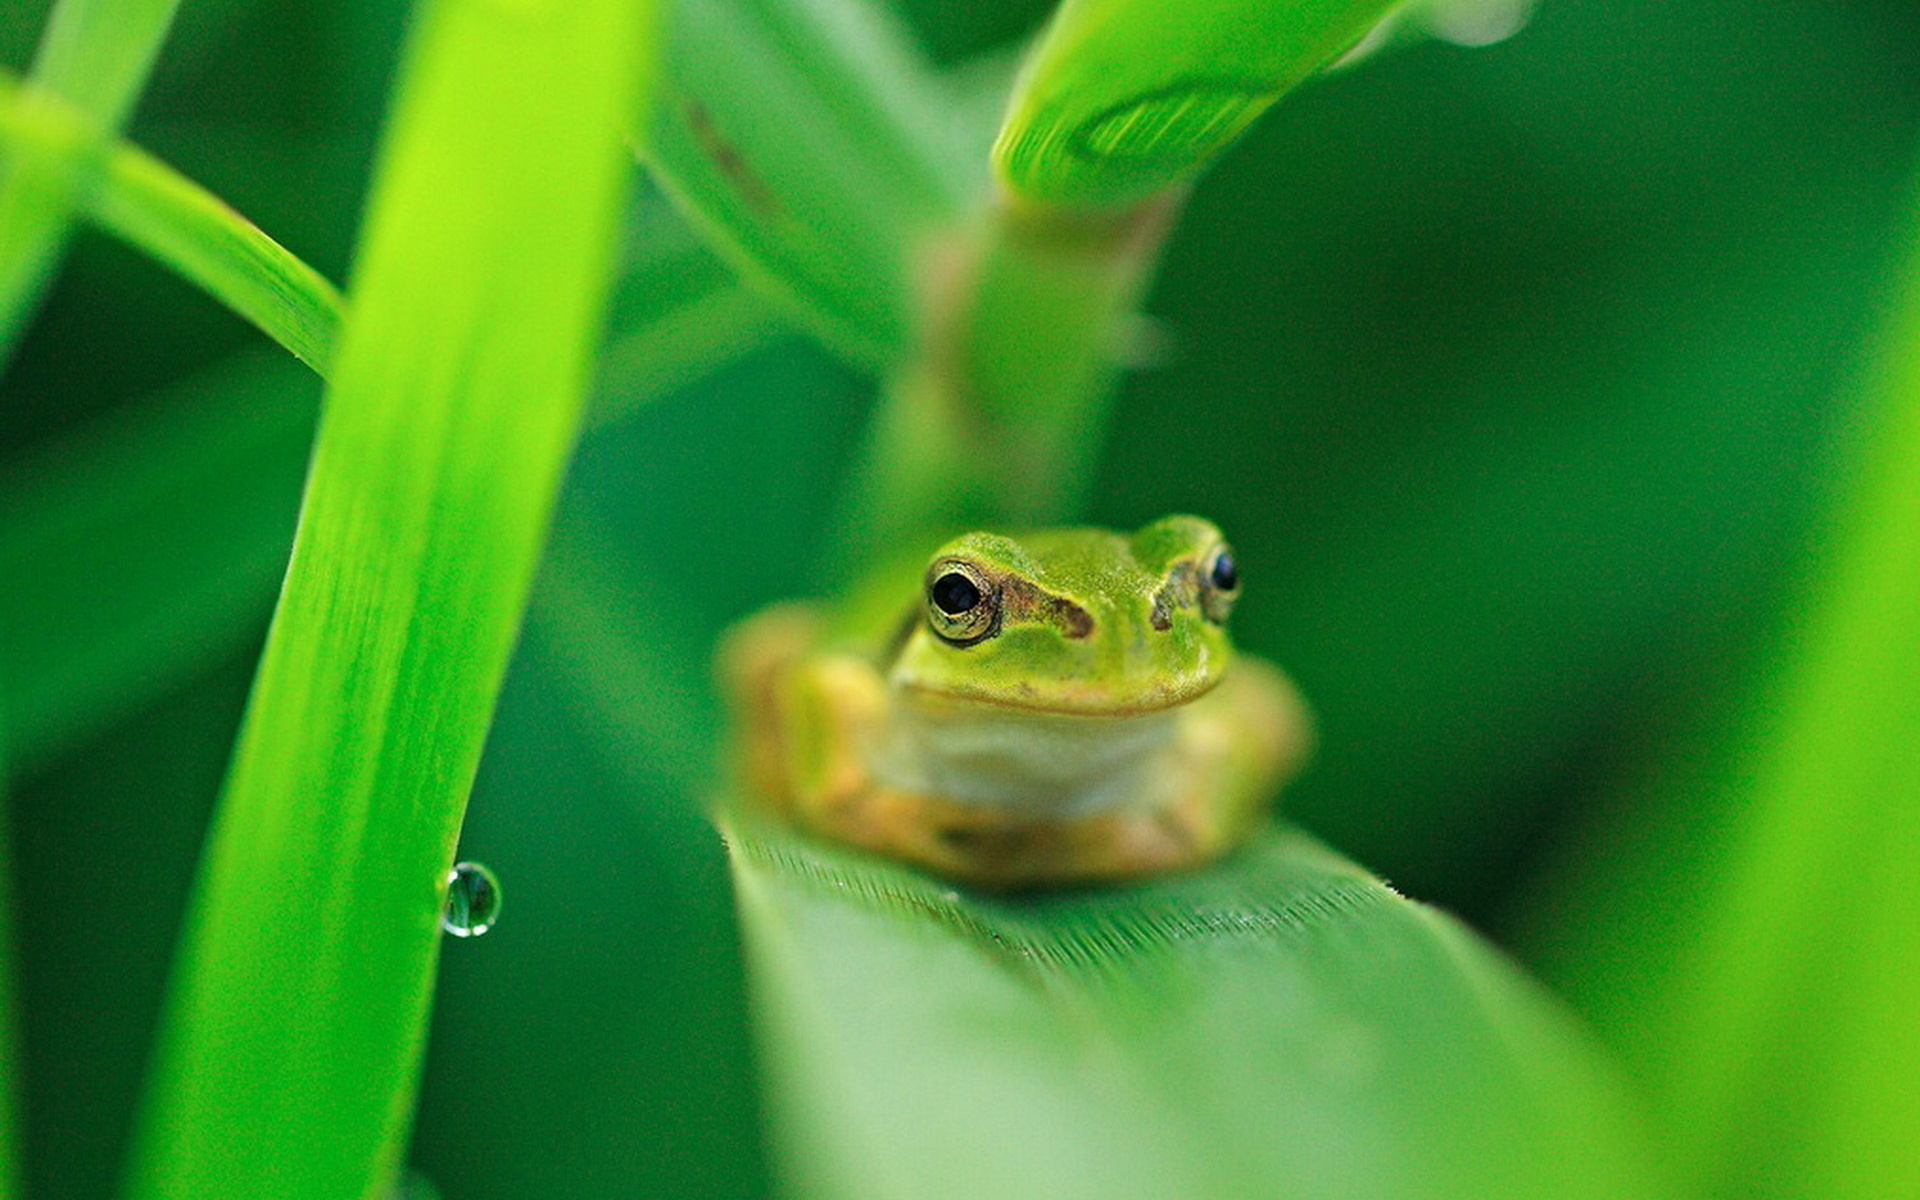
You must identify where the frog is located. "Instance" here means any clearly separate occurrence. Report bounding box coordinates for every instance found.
[720,515,1311,890]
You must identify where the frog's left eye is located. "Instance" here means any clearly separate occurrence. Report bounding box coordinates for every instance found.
[926,559,1000,646]
[1199,546,1239,623]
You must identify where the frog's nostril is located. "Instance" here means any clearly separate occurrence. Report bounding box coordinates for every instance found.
[1149,591,1173,631]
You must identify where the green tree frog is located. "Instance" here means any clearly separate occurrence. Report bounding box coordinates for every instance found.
[722,515,1310,889]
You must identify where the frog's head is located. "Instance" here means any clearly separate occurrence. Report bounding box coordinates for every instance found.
[889,515,1242,716]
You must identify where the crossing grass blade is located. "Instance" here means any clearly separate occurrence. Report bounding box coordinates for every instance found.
[730,820,1669,1200]
[0,0,181,363]
[0,732,16,1200]
[120,0,657,1194]
[0,72,343,372]
[0,250,773,779]
[993,0,1402,209]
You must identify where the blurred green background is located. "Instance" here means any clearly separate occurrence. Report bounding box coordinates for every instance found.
[2,0,1916,1197]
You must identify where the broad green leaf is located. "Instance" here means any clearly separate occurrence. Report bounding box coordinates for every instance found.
[0,0,181,363]
[1534,220,1920,1198]
[123,0,656,1193]
[994,0,1401,209]
[645,0,967,364]
[731,820,1666,1200]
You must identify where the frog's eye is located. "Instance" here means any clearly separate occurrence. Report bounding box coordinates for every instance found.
[925,559,1000,646]
[1199,546,1239,623]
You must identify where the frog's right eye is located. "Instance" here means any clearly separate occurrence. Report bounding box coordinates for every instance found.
[925,559,1000,646]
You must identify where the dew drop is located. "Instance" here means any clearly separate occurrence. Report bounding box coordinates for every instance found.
[442,862,501,938]
[1421,0,1535,48]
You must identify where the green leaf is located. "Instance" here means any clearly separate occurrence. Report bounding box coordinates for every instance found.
[0,0,181,364]
[0,734,18,1200]
[0,350,315,773]
[731,820,1667,1200]
[994,0,1401,209]
[1533,220,1920,1198]
[644,0,967,364]
[0,221,775,777]
[0,72,345,371]
[122,0,657,1193]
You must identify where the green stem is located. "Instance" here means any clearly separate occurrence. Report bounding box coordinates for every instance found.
[831,190,1176,567]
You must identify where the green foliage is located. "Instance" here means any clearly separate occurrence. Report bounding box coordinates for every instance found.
[1,71,341,371]
[121,0,656,1194]
[643,0,964,364]
[1531,219,1920,1198]
[0,0,1915,1199]
[0,0,180,362]
[0,727,16,1200]
[0,351,314,770]
[734,822,1662,1200]
[995,0,1400,207]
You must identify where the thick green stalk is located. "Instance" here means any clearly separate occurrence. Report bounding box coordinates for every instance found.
[122,0,655,1194]
[0,0,182,364]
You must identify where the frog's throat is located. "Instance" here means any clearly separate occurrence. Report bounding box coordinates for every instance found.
[867,691,1194,819]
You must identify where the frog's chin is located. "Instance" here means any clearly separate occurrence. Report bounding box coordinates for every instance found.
[894,671,1222,719]
[872,689,1198,818]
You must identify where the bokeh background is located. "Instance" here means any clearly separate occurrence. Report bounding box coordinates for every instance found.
[3,0,1916,1197]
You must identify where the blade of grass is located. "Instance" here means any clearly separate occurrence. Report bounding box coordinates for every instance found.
[993,0,1400,210]
[0,0,181,364]
[0,350,316,773]
[122,0,656,1193]
[589,278,783,431]
[0,730,17,1200]
[0,71,345,372]
[730,819,1666,1200]
[527,515,724,798]
[1528,214,1920,1196]
[1654,263,1920,1198]
[644,0,967,364]
[0,252,775,779]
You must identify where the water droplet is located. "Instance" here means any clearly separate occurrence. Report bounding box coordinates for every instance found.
[1419,0,1536,48]
[442,862,501,937]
